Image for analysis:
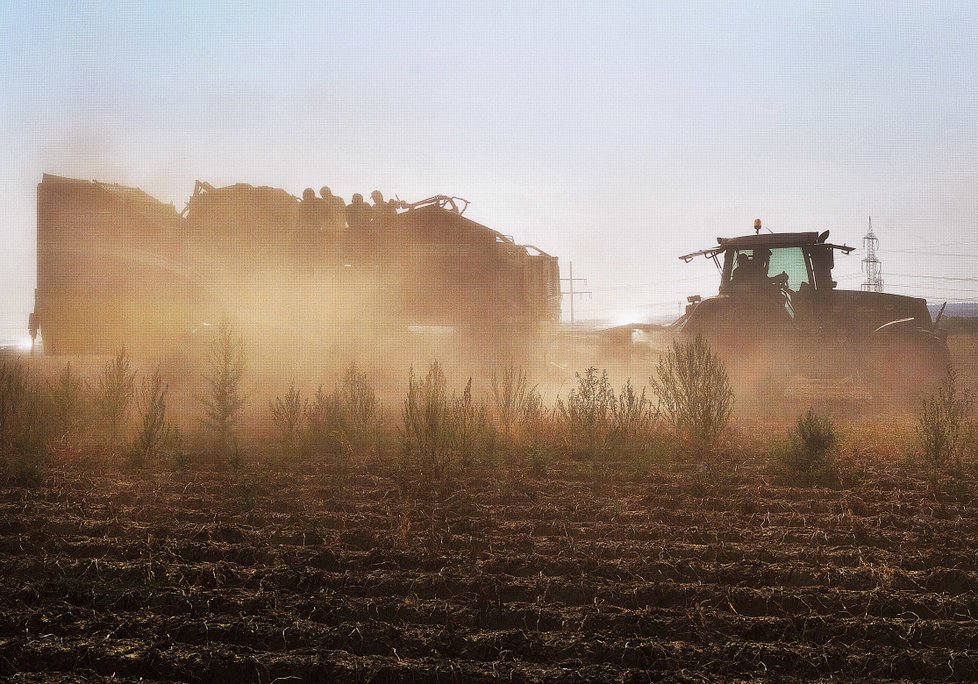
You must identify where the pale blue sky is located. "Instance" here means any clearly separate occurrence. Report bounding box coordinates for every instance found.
[2,1,977,337]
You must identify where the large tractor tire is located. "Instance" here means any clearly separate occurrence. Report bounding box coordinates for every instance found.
[868,328,950,407]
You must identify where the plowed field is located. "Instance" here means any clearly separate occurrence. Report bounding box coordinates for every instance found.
[1,462,977,682]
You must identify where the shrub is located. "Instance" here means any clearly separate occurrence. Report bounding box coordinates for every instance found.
[0,359,29,456]
[612,378,657,453]
[400,362,455,488]
[199,318,248,456]
[305,362,381,462]
[490,365,536,441]
[556,367,616,458]
[49,362,88,441]
[169,426,189,470]
[453,378,494,469]
[306,385,347,458]
[130,365,172,468]
[489,364,553,474]
[271,384,307,461]
[781,408,837,480]
[651,335,733,445]
[95,347,136,449]
[916,368,973,478]
[337,362,380,453]
[0,359,52,484]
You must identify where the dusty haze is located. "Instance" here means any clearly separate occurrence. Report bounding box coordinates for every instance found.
[3,3,978,344]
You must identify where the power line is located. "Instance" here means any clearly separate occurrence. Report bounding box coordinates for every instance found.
[882,283,978,296]
[884,273,978,283]
[880,250,978,258]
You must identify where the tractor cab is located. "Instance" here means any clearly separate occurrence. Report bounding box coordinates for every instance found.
[681,230,854,298]
[677,229,855,329]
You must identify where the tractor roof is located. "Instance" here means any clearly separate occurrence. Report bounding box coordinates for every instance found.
[679,230,854,262]
[718,232,821,247]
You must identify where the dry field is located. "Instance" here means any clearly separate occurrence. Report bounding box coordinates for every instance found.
[1,330,976,682]
[1,453,977,682]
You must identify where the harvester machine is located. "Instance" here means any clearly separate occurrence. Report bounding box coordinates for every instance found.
[30,174,561,361]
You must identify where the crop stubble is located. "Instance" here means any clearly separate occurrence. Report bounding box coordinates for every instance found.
[0,462,977,682]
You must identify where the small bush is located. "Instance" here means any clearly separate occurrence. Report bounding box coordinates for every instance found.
[490,365,536,441]
[400,362,454,488]
[0,359,52,485]
[305,362,382,463]
[651,335,733,445]
[0,359,29,456]
[130,365,172,468]
[780,408,837,481]
[556,367,616,458]
[168,426,189,470]
[49,362,89,441]
[95,347,136,449]
[337,362,381,453]
[453,378,494,470]
[612,378,657,453]
[270,383,306,460]
[489,364,553,475]
[916,368,973,478]
[199,318,248,456]
[306,385,347,458]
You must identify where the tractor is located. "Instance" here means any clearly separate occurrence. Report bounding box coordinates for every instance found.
[672,225,949,404]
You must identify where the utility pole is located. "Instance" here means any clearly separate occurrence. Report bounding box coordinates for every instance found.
[560,261,591,326]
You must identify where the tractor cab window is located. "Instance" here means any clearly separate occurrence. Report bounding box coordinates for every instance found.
[727,246,810,293]
[766,247,811,292]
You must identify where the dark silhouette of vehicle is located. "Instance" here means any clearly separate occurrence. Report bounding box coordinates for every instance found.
[674,228,949,400]
[30,174,560,357]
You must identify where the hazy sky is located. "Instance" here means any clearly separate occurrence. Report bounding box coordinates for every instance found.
[2,1,977,339]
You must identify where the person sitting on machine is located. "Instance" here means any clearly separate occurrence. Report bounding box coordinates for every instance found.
[730,249,788,293]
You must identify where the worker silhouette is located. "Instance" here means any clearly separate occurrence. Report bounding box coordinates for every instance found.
[320,186,347,233]
[370,190,397,226]
[298,187,325,261]
[346,193,372,231]
[731,250,788,293]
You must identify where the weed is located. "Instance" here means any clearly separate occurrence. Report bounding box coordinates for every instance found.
[915,368,973,480]
[230,472,262,511]
[49,362,88,441]
[270,383,307,461]
[169,426,190,470]
[305,363,382,470]
[651,334,733,445]
[199,317,248,457]
[488,364,552,475]
[0,359,52,485]
[612,378,657,454]
[400,362,454,489]
[453,378,494,470]
[556,367,615,459]
[306,385,346,458]
[525,442,551,478]
[780,408,837,482]
[130,365,172,468]
[95,347,136,449]
[338,362,381,453]
[0,358,29,455]
[490,364,536,441]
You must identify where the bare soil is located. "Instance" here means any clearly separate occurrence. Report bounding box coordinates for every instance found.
[1,459,977,682]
